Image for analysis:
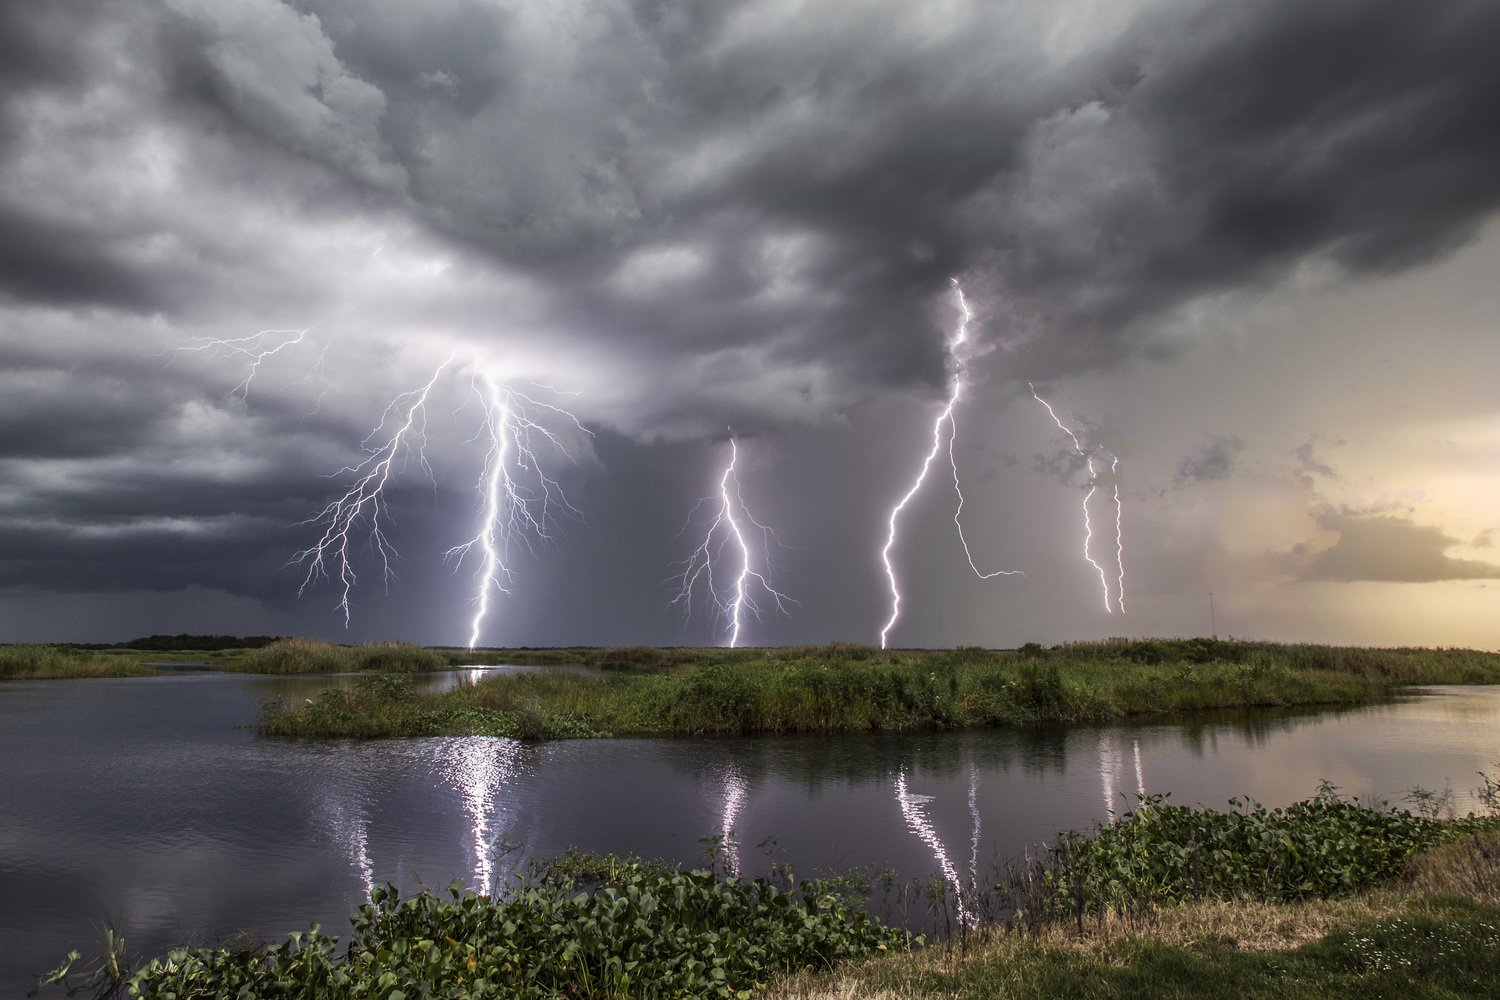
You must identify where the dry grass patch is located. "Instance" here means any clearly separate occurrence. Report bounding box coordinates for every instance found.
[764,885,1496,1000]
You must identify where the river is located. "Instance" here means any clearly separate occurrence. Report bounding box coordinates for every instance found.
[1,670,1496,993]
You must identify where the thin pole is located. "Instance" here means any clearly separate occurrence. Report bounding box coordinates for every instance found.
[1209,591,1217,640]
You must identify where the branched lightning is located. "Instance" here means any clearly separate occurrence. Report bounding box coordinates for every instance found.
[292,360,452,624]
[444,370,587,649]
[880,279,1021,648]
[671,436,791,647]
[1029,384,1127,614]
[221,340,588,645]
[174,328,312,399]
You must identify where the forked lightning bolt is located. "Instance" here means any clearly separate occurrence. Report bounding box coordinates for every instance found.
[671,436,791,647]
[1029,384,1127,614]
[189,337,590,646]
[172,328,314,399]
[880,279,1021,649]
[443,370,587,648]
[292,360,452,624]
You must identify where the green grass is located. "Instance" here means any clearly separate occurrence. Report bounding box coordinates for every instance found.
[769,898,1500,1000]
[0,644,158,679]
[227,637,453,673]
[257,639,1500,740]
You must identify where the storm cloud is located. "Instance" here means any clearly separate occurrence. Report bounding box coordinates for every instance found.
[2,0,1498,645]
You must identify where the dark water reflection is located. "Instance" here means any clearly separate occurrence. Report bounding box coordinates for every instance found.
[1,674,1495,992]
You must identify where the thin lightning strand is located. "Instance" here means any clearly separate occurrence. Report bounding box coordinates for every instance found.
[1112,456,1127,614]
[174,329,311,399]
[880,279,1020,649]
[291,359,452,624]
[671,436,790,647]
[1029,383,1117,614]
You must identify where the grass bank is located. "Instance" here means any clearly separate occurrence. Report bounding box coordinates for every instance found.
[769,803,1500,1000]
[0,644,158,680]
[259,639,1500,740]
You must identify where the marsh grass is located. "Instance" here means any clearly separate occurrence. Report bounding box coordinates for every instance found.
[231,638,451,674]
[0,645,157,680]
[258,640,1500,740]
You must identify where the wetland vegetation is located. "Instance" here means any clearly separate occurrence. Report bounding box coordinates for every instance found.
[256,639,1500,741]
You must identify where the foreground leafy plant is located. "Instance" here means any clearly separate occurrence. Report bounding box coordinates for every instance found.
[1006,787,1499,929]
[41,861,911,999]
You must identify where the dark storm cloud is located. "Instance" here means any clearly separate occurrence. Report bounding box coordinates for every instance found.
[4,0,1500,642]
[0,203,173,312]
[11,0,1500,425]
[1174,435,1244,485]
[1284,512,1500,584]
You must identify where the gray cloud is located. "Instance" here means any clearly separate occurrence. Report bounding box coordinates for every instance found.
[1285,512,1500,584]
[1294,440,1340,481]
[21,0,1492,428]
[1175,435,1245,485]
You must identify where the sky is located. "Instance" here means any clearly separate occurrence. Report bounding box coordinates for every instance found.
[2,0,1498,650]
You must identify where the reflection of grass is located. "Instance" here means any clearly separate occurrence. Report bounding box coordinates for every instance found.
[258,640,1500,740]
[0,645,157,679]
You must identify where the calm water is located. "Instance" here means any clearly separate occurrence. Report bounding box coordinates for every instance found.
[1,672,1496,993]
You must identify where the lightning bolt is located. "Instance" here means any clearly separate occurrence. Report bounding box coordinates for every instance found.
[880,279,1021,649]
[292,360,452,624]
[274,352,584,644]
[172,328,313,399]
[1028,384,1127,614]
[671,435,791,647]
[444,369,587,649]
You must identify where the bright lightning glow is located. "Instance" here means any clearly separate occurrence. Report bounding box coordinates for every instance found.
[1029,384,1127,614]
[718,765,749,876]
[275,351,584,644]
[437,736,521,896]
[894,770,975,928]
[442,370,586,649]
[1099,733,1119,815]
[1132,738,1146,798]
[671,436,791,647]
[880,279,1021,649]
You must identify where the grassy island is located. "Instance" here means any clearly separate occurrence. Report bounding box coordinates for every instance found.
[257,639,1500,741]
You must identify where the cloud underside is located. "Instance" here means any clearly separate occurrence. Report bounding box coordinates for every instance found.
[1282,514,1500,584]
[1,0,1499,437]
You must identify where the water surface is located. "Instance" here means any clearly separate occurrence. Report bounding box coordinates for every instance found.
[1,672,1495,993]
